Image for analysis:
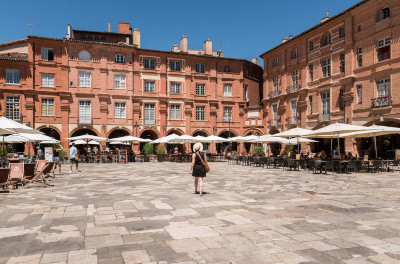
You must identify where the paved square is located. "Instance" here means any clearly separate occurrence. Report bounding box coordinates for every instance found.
[1,162,400,263]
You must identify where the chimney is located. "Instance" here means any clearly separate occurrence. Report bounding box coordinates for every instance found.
[281,38,288,44]
[126,36,130,45]
[252,58,260,66]
[118,22,130,34]
[204,38,212,56]
[321,11,330,23]
[133,28,141,48]
[108,22,111,32]
[289,34,293,39]
[172,44,179,52]
[180,35,188,53]
[66,24,73,39]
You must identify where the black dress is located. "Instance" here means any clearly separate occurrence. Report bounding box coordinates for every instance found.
[192,151,206,177]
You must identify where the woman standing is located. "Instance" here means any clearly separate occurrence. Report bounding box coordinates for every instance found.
[190,143,207,196]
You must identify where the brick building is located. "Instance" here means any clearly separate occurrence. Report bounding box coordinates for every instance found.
[0,22,263,153]
[260,0,400,157]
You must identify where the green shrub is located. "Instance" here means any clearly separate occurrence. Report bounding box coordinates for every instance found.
[253,145,264,156]
[143,143,154,155]
[58,150,67,158]
[284,145,294,154]
[156,145,166,155]
[0,145,10,157]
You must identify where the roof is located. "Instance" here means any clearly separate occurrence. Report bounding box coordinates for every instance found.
[0,52,28,61]
[0,38,28,47]
[259,0,371,57]
[72,29,132,36]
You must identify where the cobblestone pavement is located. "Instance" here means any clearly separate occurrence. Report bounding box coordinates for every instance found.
[1,162,400,264]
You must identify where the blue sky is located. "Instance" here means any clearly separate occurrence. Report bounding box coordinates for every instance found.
[1,0,360,62]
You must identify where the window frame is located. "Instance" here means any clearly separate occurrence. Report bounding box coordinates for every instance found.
[273,77,278,91]
[224,66,231,72]
[223,106,232,122]
[170,104,181,120]
[339,88,345,110]
[223,84,232,97]
[6,69,20,84]
[78,71,91,87]
[309,96,313,114]
[273,57,279,67]
[170,61,181,71]
[290,99,298,123]
[144,81,155,93]
[309,42,314,51]
[144,59,155,69]
[377,37,390,62]
[292,49,298,59]
[195,63,205,73]
[195,83,205,96]
[41,73,55,87]
[377,7,390,22]
[114,54,126,64]
[322,59,331,78]
[41,98,55,117]
[195,106,206,121]
[144,103,156,125]
[292,70,298,87]
[308,64,314,81]
[78,50,91,61]
[340,53,345,73]
[356,85,362,104]
[41,47,54,61]
[377,78,390,97]
[322,34,331,47]
[114,102,127,119]
[339,28,345,39]
[114,74,126,89]
[79,100,91,124]
[357,47,363,67]
[5,96,20,121]
[170,82,181,94]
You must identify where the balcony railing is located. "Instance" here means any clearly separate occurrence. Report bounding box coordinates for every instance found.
[287,84,300,94]
[290,117,298,124]
[268,90,281,98]
[269,119,278,127]
[78,117,92,124]
[371,96,392,108]
[144,119,156,125]
[322,113,330,121]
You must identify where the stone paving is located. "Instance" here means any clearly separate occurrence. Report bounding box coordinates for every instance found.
[1,161,400,264]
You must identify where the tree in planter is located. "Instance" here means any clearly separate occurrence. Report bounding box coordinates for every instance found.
[156,145,166,162]
[143,143,154,155]
[253,145,265,156]
[284,145,294,155]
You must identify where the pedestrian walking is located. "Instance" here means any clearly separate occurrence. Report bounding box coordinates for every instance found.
[69,143,80,173]
[190,142,208,196]
[53,144,63,174]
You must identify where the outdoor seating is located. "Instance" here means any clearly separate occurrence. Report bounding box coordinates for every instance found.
[388,160,399,172]
[253,157,263,167]
[265,157,275,168]
[285,159,298,171]
[24,162,54,188]
[9,163,24,188]
[0,168,13,193]
[23,163,36,184]
[371,160,383,173]
[346,160,359,173]
[241,156,249,166]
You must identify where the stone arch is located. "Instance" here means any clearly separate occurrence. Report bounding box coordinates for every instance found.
[217,129,238,138]
[191,129,210,137]
[167,128,184,136]
[243,128,263,136]
[217,130,238,153]
[70,127,99,137]
[140,129,159,140]
[321,30,332,47]
[37,126,61,140]
[107,127,132,139]
[268,127,280,135]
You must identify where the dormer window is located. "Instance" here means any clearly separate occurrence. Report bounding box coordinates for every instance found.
[273,57,279,67]
[114,54,126,64]
[322,34,331,46]
[78,51,91,61]
[292,49,298,59]
[377,7,390,22]
[224,66,231,72]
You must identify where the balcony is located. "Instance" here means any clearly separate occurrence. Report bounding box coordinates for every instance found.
[322,113,330,121]
[78,117,92,125]
[371,96,392,108]
[268,90,281,98]
[144,119,156,125]
[286,84,300,94]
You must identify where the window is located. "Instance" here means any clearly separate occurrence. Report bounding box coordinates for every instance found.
[223,84,232,97]
[273,77,278,91]
[290,99,297,123]
[114,102,126,118]
[6,69,20,84]
[41,98,55,116]
[195,63,205,73]
[41,73,55,87]
[292,70,298,87]
[377,7,390,22]
[170,61,181,71]
[170,82,180,94]
[144,59,155,69]
[144,104,155,125]
[339,28,345,38]
[309,42,314,51]
[78,71,91,87]
[322,34,331,46]
[196,106,205,121]
[224,66,231,72]
[41,48,54,61]
[170,104,181,120]
[356,85,362,104]
[79,100,91,124]
[357,47,363,67]
[223,107,232,122]
[114,54,126,64]
[78,51,91,61]
[339,88,345,110]
[377,79,390,97]
[144,81,155,92]
[340,53,345,73]
[322,59,331,78]
[273,57,279,67]
[272,103,278,126]
[377,37,390,61]
[309,64,314,81]
[196,83,205,95]
[322,92,330,121]
[292,49,298,59]
[309,96,313,114]
[6,96,20,120]
[114,74,126,89]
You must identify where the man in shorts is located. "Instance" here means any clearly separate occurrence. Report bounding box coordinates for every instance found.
[69,143,80,173]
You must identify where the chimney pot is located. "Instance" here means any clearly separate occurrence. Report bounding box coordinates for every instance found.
[204,39,212,55]
[180,34,188,53]
[133,28,141,48]
[108,22,111,32]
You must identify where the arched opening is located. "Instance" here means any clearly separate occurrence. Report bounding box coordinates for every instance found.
[267,128,282,155]
[166,129,183,154]
[244,131,262,154]
[217,130,238,154]
[377,7,390,22]
[71,128,97,137]
[140,130,158,153]
[39,127,61,140]
[192,130,209,152]
[108,129,130,150]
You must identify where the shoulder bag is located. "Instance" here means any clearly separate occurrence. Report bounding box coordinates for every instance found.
[196,152,210,173]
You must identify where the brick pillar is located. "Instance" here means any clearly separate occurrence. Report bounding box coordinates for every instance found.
[343,81,355,154]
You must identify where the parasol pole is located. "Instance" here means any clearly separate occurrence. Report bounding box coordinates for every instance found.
[374,133,378,159]
[337,132,340,155]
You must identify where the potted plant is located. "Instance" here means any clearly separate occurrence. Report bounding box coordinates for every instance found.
[156,145,166,162]
[58,150,67,163]
[253,145,265,156]
[143,143,154,162]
